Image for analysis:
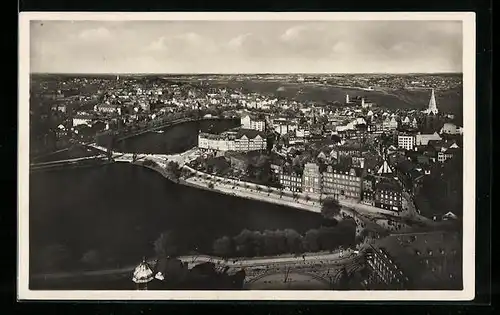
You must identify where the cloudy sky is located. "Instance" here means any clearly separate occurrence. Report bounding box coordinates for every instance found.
[30,20,463,74]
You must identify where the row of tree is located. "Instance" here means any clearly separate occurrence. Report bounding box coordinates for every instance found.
[212,220,356,258]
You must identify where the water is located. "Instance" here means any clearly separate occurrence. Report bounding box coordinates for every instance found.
[29,120,323,275]
[30,164,322,274]
[115,118,240,154]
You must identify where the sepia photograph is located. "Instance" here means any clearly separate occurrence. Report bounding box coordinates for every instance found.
[18,12,475,300]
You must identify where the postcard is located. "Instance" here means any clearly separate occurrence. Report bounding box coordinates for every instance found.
[18,11,475,300]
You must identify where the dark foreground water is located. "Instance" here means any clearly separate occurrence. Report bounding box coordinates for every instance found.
[29,163,323,275]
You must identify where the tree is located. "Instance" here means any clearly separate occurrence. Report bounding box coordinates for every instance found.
[213,236,234,258]
[166,161,182,181]
[181,167,192,179]
[246,163,256,178]
[321,197,341,219]
[303,229,320,252]
[284,229,303,254]
[262,230,279,255]
[154,231,180,258]
[233,229,256,257]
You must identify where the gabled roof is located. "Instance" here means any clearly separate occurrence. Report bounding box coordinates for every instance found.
[377,159,394,175]
[236,128,264,139]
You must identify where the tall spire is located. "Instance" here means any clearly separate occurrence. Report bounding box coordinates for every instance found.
[427,88,438,115]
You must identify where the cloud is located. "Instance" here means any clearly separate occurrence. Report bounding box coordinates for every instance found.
[146,36,168,52]
[30,20,464,74]
[225,33,271,58]
[146,32,218,56]
[227,33,253,50]
[331,41,355,54]
[77,27,112,41]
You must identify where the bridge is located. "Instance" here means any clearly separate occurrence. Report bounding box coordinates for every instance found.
[241,250,367,288]
[30,249,367,289]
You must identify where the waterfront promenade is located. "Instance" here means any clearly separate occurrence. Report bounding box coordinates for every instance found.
[81,143,439,229]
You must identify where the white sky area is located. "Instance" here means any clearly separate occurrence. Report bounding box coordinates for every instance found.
[30,20,463,74]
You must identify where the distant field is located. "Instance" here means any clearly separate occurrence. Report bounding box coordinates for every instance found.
[210,79,463,122]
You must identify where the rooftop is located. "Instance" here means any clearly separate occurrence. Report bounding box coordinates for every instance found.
[370,231,462,290]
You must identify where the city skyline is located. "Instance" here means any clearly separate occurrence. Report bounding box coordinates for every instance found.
[30,20,463,74]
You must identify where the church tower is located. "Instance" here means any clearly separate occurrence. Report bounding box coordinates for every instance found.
[427,89,438,115]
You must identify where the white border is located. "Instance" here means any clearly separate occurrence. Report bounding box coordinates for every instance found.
[18,12,476,301]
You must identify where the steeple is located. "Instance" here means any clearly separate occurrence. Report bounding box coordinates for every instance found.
[427,88,438,115]
[377,153,394,176]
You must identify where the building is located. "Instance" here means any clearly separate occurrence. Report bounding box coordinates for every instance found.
[132,258,155,290]
[51,104,67,113]
[94,103,121,114]
[198,132,235,151]
[361,175,376,206]
[397,135,416,151]
[374,181,403,212]
[382,117,398,131]
[440,122,460,135]
[321,165,363,200]
[364,231,462,290]
[72,114,95,127]
[415,132,442,146]
[361,98,374,108]
[302,163,321,194]
[198,129,267,152]
[437,148,460,163]
[241,114,266,131]
[279,169,303,192]
[351,156,366,169]
[272,117,298,135]
[335,143,367,158]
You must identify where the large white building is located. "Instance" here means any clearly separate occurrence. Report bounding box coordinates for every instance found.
[415,132,442,146]
[94,103,121,115]
[440,122,461,135]
[72,114,95,127]
[272,117,299,135]
[198,129,267,152]
[397,135,416,151]
[241,115,266,131]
